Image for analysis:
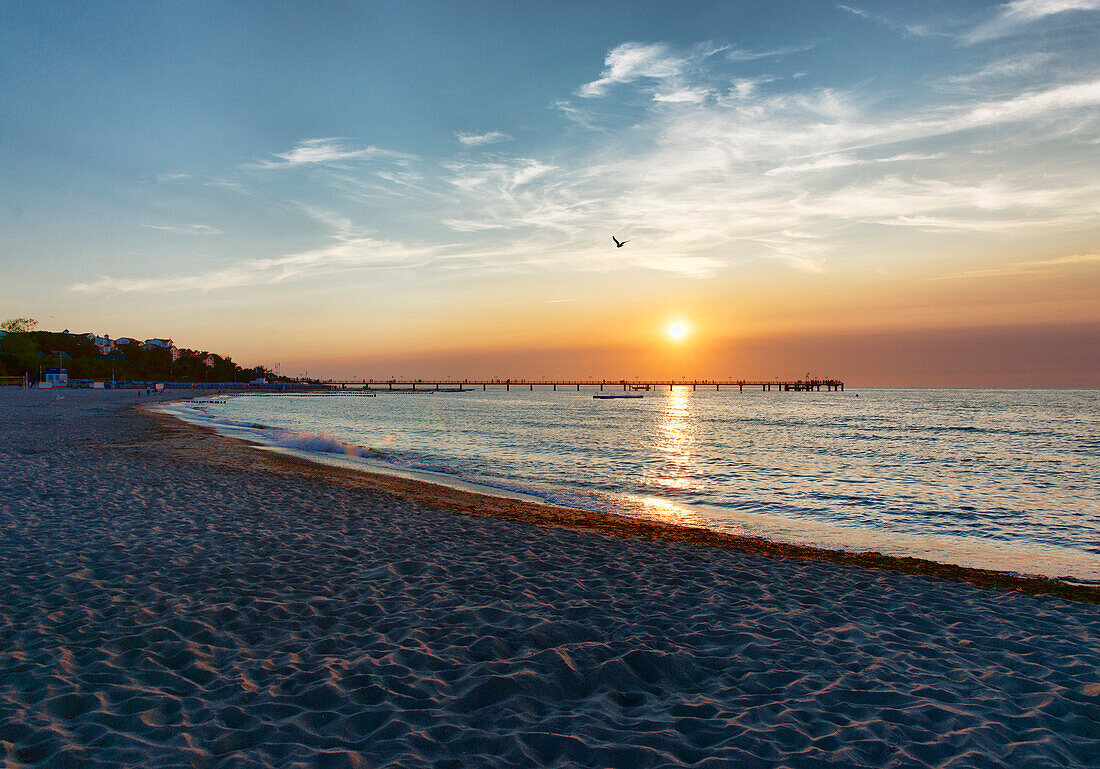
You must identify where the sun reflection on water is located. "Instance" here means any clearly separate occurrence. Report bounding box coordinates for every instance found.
[636,496,702,526]
[651,387,697,493]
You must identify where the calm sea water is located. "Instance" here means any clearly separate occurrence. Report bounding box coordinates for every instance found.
[161,388,1100,581]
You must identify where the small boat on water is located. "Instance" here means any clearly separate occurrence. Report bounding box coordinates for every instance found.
[593,393,643,399]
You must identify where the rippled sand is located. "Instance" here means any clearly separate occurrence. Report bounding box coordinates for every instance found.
[2,389,1098,767]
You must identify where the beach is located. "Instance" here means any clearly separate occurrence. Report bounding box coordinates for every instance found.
[2,389,1098,768]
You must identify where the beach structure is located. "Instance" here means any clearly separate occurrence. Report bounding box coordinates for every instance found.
[43,367,67,386]
[345,377,845,392]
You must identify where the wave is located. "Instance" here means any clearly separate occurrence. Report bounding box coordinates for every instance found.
[272,430,379,459]
[174,405,387,461]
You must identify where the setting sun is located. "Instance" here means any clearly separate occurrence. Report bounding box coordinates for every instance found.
[667,321,689,341]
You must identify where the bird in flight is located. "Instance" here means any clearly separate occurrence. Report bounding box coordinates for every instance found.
[612,235,629,248]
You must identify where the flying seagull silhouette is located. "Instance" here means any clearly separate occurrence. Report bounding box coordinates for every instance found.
[612,235,629,248]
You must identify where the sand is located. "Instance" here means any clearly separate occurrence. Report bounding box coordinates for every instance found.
[1,389,1098,768]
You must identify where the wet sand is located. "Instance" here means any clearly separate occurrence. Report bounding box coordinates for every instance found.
[2,388,1098,767]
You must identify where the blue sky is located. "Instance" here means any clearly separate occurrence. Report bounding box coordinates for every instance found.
[2,1,1098,382]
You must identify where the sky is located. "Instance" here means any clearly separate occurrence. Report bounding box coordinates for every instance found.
[1,0,1098,385]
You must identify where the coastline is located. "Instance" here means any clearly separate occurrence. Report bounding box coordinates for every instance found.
[147,397,1100,604]
[4,388,1098,768]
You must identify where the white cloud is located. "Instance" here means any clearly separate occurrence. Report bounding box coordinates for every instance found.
[765,153,944,176]
[457,131,512,146]
[578,42,688,97]
[251,138,412,169]
[837,4,871,19]
[933,252,1100,279]
[844,0,1100,43]
[204,179,252,195]
[726,44,812,62]
[942,54,1055,87]
[836,4,940,36]
[439,219,507,232]
[764,154,862,176]
[440,158,583,232]
[653,88,711,104]
[967,0,1100,41]
[74,208,434,292]
[637,254,725,278]
[953,79,1100,128]
[141,224,222,235]
[73,38,1100,292]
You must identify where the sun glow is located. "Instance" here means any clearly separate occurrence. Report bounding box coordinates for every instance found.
[666,321,689,341]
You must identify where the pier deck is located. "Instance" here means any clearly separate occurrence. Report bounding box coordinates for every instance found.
[322,379,845,393]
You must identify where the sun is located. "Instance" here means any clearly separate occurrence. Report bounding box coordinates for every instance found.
[666,320,689,341]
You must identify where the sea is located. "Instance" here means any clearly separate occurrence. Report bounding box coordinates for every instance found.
[157,387,1100,582]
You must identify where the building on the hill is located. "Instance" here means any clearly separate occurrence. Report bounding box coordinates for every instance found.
[85,333,115,355]
[142,338,180,361]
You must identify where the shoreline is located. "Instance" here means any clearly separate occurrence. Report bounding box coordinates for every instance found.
[144,398,1100,604]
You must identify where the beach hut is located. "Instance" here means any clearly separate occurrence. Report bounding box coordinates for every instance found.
[44,367,68,386]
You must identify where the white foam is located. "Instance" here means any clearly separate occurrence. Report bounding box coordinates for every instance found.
[153,401,550,507]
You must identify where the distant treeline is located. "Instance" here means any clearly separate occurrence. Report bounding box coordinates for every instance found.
[0,321,283,384]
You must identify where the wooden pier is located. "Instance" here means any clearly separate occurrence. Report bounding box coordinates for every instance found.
[324,378,844,393]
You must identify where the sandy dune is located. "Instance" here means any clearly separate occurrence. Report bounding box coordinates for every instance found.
[1,389,1097,768]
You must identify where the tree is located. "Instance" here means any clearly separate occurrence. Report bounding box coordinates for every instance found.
[0,331,38,379]
[0,332,35,358]
[1,317,37,333]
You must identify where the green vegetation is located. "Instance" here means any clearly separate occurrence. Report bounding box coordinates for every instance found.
[0,318,38,333]
[0,320,282,384]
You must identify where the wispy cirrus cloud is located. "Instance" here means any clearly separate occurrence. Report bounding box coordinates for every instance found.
[764,152,944,176]
[249,138,413,169]
[726,44,813,62]
[73,31,1100,292]
[74,208,436,292]
[440,156,593,234]
[652,88,711,104]
[457,131,512,146]
[141,223,222,235]
[941,53,1055,88]
[836,4,941,36]
[840,0,1100,42]
[578,42,691,97]
[933,252,1100,279]
[967,0,1100,43]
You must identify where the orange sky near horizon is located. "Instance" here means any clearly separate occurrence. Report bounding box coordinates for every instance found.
[151,249,1097,385]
